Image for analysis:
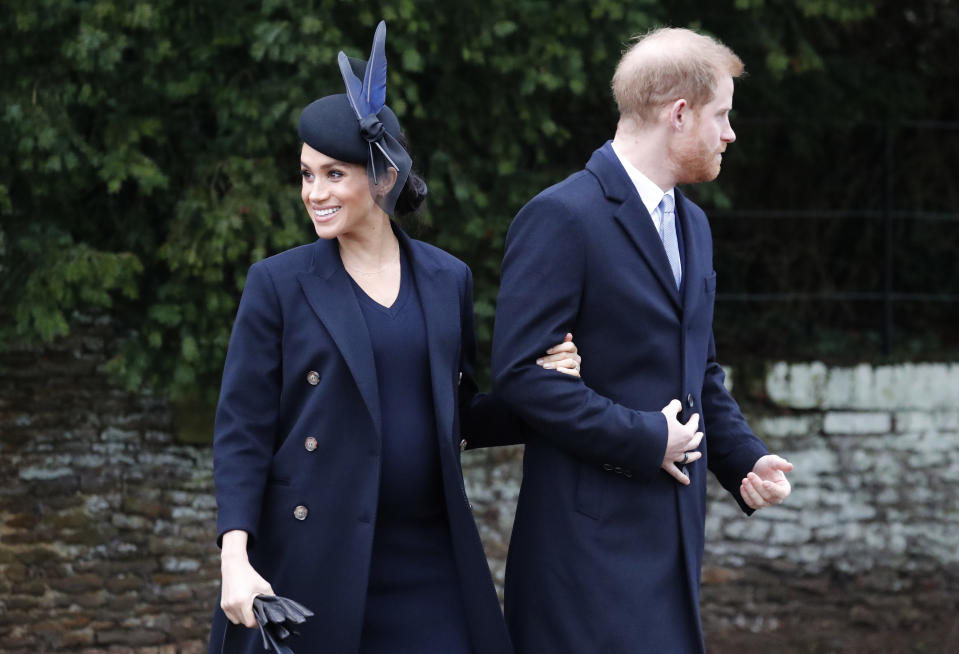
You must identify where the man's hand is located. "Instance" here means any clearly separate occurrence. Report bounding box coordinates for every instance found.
[740,454,793,510]
[661,399,703,485]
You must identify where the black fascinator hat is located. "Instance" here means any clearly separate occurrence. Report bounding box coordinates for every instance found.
[298,22,412,216]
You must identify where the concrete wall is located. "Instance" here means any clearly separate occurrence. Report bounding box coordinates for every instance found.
[2,323,957,652]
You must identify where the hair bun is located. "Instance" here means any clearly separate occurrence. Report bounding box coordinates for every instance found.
[395,171,428,216]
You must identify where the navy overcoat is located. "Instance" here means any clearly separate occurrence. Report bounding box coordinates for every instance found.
[491,143,769,654]
[209,225,515,654]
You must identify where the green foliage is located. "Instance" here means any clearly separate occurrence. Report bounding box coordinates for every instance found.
[1,0,955,404]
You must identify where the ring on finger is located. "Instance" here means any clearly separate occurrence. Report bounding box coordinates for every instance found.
[681,451,688,465]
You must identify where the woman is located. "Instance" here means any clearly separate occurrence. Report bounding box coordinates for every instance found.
[208,23,581,654]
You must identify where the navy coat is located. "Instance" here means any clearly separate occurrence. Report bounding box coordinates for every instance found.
[491,143,768,653]
[209,225,515,654]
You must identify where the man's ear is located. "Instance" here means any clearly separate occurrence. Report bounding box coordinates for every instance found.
[668,99,689,131]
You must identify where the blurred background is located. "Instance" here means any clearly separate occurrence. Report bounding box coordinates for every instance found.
[1,0,957,652]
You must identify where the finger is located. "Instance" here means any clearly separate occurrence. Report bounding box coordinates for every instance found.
[756,454,794,475]
[662,399,682,416]
[222,602,240,625]
[545,341,577,355]
[772,457,794,473]
[664,464,690,485]
[538,352,576,365]
[564,332,573,342]
[223,599,247,626]
[683,450,703,464]
[740,477,767,509]
[760,478,791,503]
[685,412,700,433]
[555,366,579,377]
[241,610,257,628]
[686,431,704,451]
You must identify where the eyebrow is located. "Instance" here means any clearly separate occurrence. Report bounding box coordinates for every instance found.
[300,161,340,171]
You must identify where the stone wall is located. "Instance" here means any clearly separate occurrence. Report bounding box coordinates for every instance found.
[0,320,218,653]
[2,323,958,652]
[463,362,959,652]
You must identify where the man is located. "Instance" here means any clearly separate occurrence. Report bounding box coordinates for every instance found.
[491,27,793,653]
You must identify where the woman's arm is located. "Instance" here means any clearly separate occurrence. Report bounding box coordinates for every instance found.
[213,263,283,623]
[213,262,283,546]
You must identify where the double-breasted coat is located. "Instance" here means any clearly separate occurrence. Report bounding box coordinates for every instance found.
[491,142,769,653]
[208,225,515,654]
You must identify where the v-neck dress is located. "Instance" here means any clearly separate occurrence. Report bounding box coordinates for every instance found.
[350,251,472,654]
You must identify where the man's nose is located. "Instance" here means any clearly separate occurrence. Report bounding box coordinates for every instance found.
[723,123,736,143]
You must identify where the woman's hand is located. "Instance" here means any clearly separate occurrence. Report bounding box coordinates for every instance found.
[220,530,274,628]
[536,333,582,377]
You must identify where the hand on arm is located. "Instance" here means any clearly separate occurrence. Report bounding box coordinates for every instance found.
[535,333,582,377]
[660,399,704,485]
[220,530,274,628]
[740,455,793,510]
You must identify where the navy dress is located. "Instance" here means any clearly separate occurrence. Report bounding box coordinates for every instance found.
[351,250,472,654]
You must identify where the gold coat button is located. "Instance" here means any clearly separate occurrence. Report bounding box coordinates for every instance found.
[459,438,467,452]
[304,437,318,452]
[293,505,309,521]
[307,371,320,385]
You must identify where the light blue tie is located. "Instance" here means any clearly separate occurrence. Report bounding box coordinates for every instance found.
[658,194,682,289]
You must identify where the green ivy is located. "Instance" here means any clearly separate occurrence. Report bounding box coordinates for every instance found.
[1,0,955,407]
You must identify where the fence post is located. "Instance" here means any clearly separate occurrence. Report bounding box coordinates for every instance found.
[882,122,895,355]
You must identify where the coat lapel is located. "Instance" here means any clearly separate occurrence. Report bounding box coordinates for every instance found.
[397,228,457,443]
[296,239,382,437]
[589,144,682,311]
[676,189,704,316]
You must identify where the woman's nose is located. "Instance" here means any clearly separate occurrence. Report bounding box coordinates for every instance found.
[309,180,330,202]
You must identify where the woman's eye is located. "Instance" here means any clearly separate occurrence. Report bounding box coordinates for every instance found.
[328,169,344,179]
[300,170,312,180]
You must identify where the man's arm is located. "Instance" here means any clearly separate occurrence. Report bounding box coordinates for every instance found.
[701,333,791,512]
[491,194,669,479]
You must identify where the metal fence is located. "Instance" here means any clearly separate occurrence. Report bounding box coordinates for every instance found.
[704,119,959,357]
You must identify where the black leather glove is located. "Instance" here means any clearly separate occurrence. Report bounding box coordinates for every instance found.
[252,594,314,653]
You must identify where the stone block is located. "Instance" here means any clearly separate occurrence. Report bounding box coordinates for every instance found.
[161,557,201,573]
[765,361,828,409]
[894,411,936,433]
[823,411,891,435]
[723,518,771,541]
[754,415,821,439]
[783,447,840,477]
[768,522,812,545]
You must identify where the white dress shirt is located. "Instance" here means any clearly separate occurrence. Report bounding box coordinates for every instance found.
[610,142,676,233]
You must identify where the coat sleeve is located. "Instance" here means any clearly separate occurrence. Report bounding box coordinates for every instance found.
[212,261,283,547]
[702,332,769,514]
[491,194,667,478]
[457,265,527,449]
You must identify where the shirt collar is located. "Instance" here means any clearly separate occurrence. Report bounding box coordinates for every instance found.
[610,141,675,217]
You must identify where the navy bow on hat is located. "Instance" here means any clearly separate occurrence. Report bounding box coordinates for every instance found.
[336,21,412,215]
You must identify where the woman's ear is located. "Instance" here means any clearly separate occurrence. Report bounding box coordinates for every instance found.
[376,167,399,196]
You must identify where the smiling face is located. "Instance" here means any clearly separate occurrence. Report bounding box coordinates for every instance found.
[671,74,737,184]
[299,143,382,240]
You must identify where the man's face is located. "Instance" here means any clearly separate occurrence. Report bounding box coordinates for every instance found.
[672,75,736,184]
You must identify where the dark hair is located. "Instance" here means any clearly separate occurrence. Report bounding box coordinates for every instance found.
[394,170,428,216]
[393,132,427,216]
